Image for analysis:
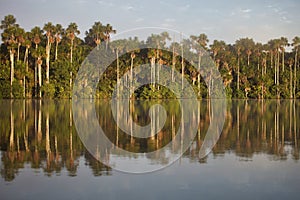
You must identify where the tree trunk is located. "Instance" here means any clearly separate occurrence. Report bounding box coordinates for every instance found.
[290,64,293,98]
[17,43,20,61]
[55,40,58,61]
[45,42,50,83]
[10,49,14,98]
[198,53,201,97]
[70,39,73,96]
[282,50,285,72]
[277,51,280,98]
[247,54,250,66]
[181,42,184,90]
[38,58,42,98]
[294,48,298,98]
[116,49,119,98]
[130,55,134,97]
[237,55,240,92]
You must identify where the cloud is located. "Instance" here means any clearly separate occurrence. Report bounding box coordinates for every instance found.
[164,18,175,23]
[241,9,251,13]
[98,0,114,7]
[123,5,134,11]
[135,18,144,22]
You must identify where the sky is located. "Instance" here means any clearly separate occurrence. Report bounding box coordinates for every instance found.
[0,0,300,45]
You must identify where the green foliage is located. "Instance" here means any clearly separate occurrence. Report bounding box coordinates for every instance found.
[41,83,55,98]
[0,14,300,99]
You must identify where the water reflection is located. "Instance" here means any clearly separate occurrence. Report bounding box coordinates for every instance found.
[0,99,299,181]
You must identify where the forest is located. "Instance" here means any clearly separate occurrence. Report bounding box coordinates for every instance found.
[1,14,300,99]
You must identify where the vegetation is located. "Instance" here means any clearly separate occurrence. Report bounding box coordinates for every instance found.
[1,14,300,99]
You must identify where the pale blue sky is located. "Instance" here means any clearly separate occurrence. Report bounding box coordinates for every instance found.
[0,0,299,44]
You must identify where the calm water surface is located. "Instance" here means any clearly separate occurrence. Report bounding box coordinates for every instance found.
[0,99,299,200]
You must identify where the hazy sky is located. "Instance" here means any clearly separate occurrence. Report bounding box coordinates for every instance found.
[0,0,299,44]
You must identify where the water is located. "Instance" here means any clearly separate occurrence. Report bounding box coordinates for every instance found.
[0,99,299,199]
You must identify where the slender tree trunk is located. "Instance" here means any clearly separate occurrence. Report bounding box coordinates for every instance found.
[130,55,134,98]
[290,64,293,98]
[45,40,50,83]
[294,48,298,98]
[275,53,277,85]
[17,43,20,61]
[181,42,184,90]
[55,40,58,61]
[198,53,201,97]
[237,55,240,92]
[70,39,73,96]
[38,57,42,98]
[24,47,29,97]
[247,54,250,66]
[150,57,155,91]
[277,51,280,98]
[116,49,119,98]
[282,50,285,72]
[271,51,273,68]
[10,49,14,98]
[172,42,175,82]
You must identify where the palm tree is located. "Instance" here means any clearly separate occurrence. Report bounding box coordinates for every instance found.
[124,37,140,97]
[110,39,126,98]
[15,27,25,62]
[234,41,242,93]
[43,22,55,83]
[1,14,19,98]
[209,40,226,62]
[31,26,43,97]
[54,24,64,61]
[279,37,288,72]
[103,23,116,50]
[66,22,80,92]
[85,21,104,49]
[190,33,209,97]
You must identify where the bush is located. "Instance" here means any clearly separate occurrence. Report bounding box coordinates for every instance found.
[41,83,56,98]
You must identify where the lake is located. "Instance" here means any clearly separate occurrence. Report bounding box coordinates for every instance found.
[0,99,299,200]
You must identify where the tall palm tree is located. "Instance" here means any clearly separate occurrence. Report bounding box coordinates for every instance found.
[54,24,64,61]
[190,33,209,97]
[85,21,104,49]
[66,22,80,92]
[23,32,31,97]
[1,14,19,98]
[43,22,55,83]
[124,37,140,97]
[279,37,288,72]
[234,41,242,93]
[103,23,116,50]
[31,26,43,97]
[15,27,25,62]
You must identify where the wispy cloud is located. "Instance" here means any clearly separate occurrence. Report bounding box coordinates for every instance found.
[164,18,175,23]
[267,4,292,24]
[98,0,114,7]
[123,5,135,11]
[135,18,144,22]
[241,9,251,13]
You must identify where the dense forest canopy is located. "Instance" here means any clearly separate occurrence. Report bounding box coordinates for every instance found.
[1,14,299,99]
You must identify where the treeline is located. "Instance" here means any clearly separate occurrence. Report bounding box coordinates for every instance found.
[0,14,300,99]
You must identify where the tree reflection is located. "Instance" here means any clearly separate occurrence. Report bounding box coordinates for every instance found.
[0,99,299,181]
